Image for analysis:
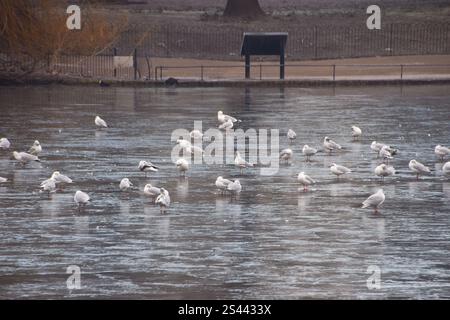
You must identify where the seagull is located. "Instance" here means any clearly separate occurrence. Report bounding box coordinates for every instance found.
[234,151,254,174]
[0,138,11,149]
[50,171,73,184]
[0,177,8,183]
[40,178,56,196]
[379,145,394,163]
[155,188,170,213]
[279,148,293,164]
[143,184,161,199]
[287,129,297,144]
[13,151,40,165]
[190,130,203,140]
[218,118,234,131]
[218,110,240,124]
[409,159,430,180]
[351,126,362,140]
[330,163,351,179]
[95,116,108,128]
[443,161,450,176]
[138,160,159,177]
[374,164,395,181]
[120,178,133,191]
[186,145,204,157]
[302,145,318,162]
[227,179,242,198]
[435,145,450,161]
[362,189,385,214]
[176,158,189,177]
[98,80,110,87]
[371,141,397,157]
[176,139,192,149]
[323,136,342,153]
[215,176,232,195]
[297,172,315,191]
[28,140,42,155]
[74,190,90,211]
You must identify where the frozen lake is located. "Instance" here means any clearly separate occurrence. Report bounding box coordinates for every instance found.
[0,84,449,299]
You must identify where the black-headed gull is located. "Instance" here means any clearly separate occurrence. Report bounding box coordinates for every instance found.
[95,116,108,128]
[227,179,242,198]
[374,164,395,181]
[362,189,385,214]
[323,136,342,153]
[302,145,318,162]
[138,160,159,177]
[279,148,293,164]
[330,163,351,179]
[217,110,240,124]
[13,151,40,165]
[409,159,430,180]
[155,188,170,213]
[297,172,315,191]
[234,151,254,174]
[144,184,161,198]
[40,178,56,196]
[379,145,394,164]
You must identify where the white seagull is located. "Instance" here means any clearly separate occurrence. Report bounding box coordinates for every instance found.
[297,172,315,191]
[40,178,56,196]
[409,159,430,180]
[234,151,254,174]
[435,145,450,161]
[0,137,11,149]
[190,130,203,140]
[155,188,170,213]
[330,163,351,179]
[302,145,318,162]
[323,136,342,153]
[279,148,293,164]
[95,115,108,128]
[362,189,385,214]
[143,184,161,198]
[371,141,397,157]
[120,178,133,191]
[176,158,189,177]
[351,126,362,140]
[28,140,42,155]
[218,118,234,131]
[379,145,394,163]
[176,138,192,149]
[442,161,450,176]
[50,171,73,185]
[215,176,232,195]
[218,110,240,124]
[138,160,159,177]
[74,190,90,211]
[0,177,8,183]
[227,179,242,198]
[13,151,40,165]
[287,129,297,144]
[374,164,395,181]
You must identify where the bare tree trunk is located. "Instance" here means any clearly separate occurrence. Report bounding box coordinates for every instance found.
[223,0,265,18]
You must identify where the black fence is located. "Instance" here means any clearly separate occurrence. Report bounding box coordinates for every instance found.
[116,22,450,60]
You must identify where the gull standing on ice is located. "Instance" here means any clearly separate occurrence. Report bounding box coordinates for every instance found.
[227,179,242,198]
[138,160,159,177]
[409,159,430,180]
[190,130,203,140]
[155,188,170,213]
[323,137,342,154]
[215,176,232,195]
[0,138,11,149]
[287,129,297,144]
[435,145,450,161]
[0,177,8,183]
[40,178,56,196]
[219,118,234,131]
[442,161,450,176]
[379,145,394,164]
[374,164,395,181]
[371,141,397,157]
[176,158,189,177]
[302,145,318,162]
[28,140,42,155]
[297,172,315,191]
[120,178,133,191]
[95,116,108,128]
[144,184,161,199]
[279,148,293,164]
[362,189,385,214]
[74,190,90,211]
[234,151,254,174]
[351,126,362,140]
[330,163,351,179]
[13,151,40,165]
[218,110,240,124]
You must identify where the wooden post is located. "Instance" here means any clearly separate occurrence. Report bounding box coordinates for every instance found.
[280,44,285,80]
[113,47,117,78]
[133,48,137,80]
[245,54,251,79]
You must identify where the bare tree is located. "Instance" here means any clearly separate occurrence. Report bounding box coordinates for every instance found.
[223,0,265,19]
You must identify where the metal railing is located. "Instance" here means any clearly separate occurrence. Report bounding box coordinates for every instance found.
[154,64,450,81]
